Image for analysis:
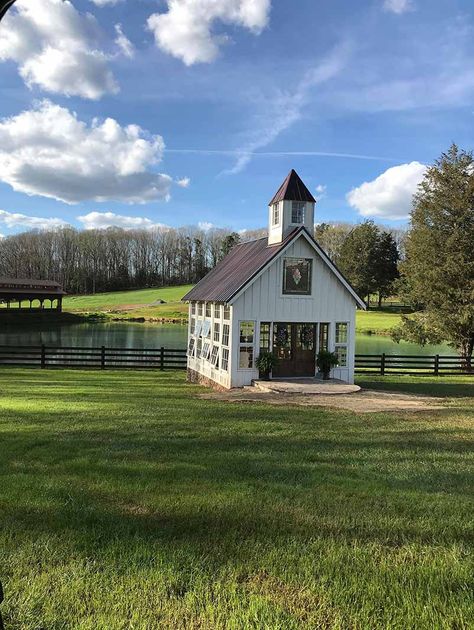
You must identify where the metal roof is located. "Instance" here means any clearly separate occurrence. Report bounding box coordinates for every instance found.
[269,169,316,205]
[0,288,66,296]
[182,227,366,309]
[182,229,299,303]
[0,277,62,288]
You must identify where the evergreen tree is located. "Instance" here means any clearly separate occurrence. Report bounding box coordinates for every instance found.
[220,232,241,259]
[394,144,474,367]
[336,220,380,303]
[373,230,399,306]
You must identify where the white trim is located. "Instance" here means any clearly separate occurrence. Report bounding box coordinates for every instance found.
[228,228,367,310]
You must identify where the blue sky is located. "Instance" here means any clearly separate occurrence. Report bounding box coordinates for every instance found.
[1,0,474,236]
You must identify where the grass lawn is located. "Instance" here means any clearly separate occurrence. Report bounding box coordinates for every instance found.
[0,370,473,629]
[356,309,403,334]
[63,285,192,320]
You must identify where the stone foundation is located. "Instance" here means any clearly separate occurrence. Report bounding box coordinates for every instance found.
[186,368,229,392]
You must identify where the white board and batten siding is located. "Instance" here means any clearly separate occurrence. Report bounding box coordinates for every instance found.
[229,233,357,387]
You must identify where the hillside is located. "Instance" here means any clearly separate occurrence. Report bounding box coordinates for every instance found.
[64,285,192,321]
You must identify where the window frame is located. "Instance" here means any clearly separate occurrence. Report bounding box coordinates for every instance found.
[238,320,255,370]
[272,202,280,226]
[334,322,349,367]
[282,257,313,296]
[291,201,305,224]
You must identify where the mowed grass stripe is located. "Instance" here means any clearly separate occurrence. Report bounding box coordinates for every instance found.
[0,369,473,629]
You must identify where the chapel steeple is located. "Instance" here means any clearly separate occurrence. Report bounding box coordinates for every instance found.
[268,170,316,245]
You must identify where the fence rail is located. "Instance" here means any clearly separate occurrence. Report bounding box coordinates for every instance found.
[355,353,473,376]
[0,346,471,376]
[0,345,187,370]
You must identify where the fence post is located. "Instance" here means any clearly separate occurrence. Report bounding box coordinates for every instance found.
[434,354,439,376]
[101,346,106,370]
[41,344,46,369]
[380,353,386,376]
[160,346,165,371]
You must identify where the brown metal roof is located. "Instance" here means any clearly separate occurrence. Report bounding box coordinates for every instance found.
[0,288,66,296]
[0,277,62,288]
[269,169,316,205]
[182,228,300,303]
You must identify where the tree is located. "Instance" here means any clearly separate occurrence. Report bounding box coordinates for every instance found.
[373,230,399,306]
[314,222,353,261]
[393,144,474,368]
[336,221,380,303]
[220,232,240,259]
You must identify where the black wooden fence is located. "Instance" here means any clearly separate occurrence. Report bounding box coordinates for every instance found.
[0,345,187,370]
[355,353,473,376]
[0,346,472,376]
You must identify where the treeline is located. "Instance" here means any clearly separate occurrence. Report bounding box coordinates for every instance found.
[0,220,405,301]
[316,221,406,305]
[0,226,241,294]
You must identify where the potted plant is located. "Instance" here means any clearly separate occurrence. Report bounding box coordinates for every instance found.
[316,350,339,380]
[256,351,277,380]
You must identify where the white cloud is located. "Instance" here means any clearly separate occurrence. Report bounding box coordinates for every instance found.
[78,212,167,230]
[315,184,327,201]
[346,162,426,220]
[147,0,271,65]
[114,23,134,59]
[0,209,69,230]
[0,100,175,204]
[176,177,191,188]
[198,221,214,231]
[0,0,118,99]
[383,0,414,14]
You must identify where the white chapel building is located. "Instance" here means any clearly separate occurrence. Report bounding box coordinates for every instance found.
[183,170,366,389]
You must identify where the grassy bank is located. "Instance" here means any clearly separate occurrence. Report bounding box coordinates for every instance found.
[63,285,192,321]
[0,369,472,628]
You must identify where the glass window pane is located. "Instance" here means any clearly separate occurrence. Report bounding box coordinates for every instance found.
[273,323,291,360]
[223,305,230,320]
[239,346,254,369]
[335,346,347,367]
[336,323,348,344]
[213,322,220,343]
[187,338,195,357]
[319,323,329,351]
[259,322,271,351]
[221,348,229,371]
[296,324,315,350]
[240,321,255,343]
[205,303,212,318]
[222,324,230,347]
[283,258,312,295]
[214,304,221,319]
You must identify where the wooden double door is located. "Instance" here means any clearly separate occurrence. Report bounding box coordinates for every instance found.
[272,323,316,377]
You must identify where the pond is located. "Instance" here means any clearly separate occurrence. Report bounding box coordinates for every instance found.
[0,321,454,356]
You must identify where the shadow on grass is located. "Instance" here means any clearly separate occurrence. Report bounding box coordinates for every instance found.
[357,376,474,398]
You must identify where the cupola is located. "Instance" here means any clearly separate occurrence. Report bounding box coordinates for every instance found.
[268,169,316,245]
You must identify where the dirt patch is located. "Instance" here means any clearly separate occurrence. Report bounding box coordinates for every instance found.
[199,387,446,413]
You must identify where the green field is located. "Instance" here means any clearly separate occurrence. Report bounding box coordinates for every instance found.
[64,285,193,320]
[63,285,402,333]
[1,369,473,629]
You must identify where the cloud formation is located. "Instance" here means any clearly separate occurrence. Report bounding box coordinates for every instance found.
[0,100,175,204]
[77,212,167,230]
[383,0,414,14]
[224,43,350,174]
[147,0,271,65]
[0,0,118,99]
[346,162,426,220]
[0,209,69,230]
